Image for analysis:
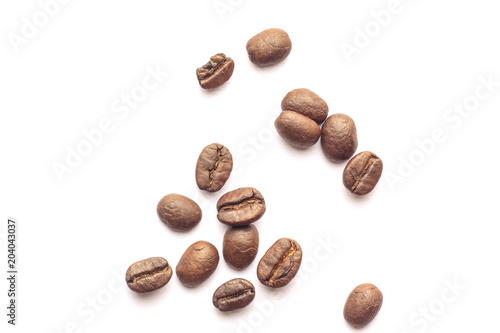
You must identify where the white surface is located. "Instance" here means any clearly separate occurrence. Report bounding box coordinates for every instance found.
[1,0,500,332]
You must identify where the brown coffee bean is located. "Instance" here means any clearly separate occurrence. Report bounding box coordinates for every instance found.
[343,151,383,195]
[246,28,292,67]
[196,53,234,89]
[195,143,233,192]
[275,111,321,149]
[281,88,329,124]
[257,238,302,288]
[126,257,172,293]
[321,113,358,162]
[176,241,219,288]
[157,194,202,231]
[213,278,256,312]
[223,225,259,270]
[344,283,383,328]
[217,187,266,226]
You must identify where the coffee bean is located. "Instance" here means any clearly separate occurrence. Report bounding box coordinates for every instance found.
[126,257,172,293]
[321,113,358,162]
[281,88,329,124]
[344,283,383,328]
[157,194,202,231]
[343,151,383,195]
[223,225,259,270]
[195,143,233,192]
[275,111,321,149]
[257,238,302,288]
[246,28,292,67]
[213,278,256,312]
[196,53,234,89]
[176,241,219,288]
[217,187,266,226]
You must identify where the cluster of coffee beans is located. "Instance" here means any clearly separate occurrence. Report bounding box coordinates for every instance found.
[276,88,383,195]
[127,140,302,312]
[126,27,383,327]
[195,28,292,89]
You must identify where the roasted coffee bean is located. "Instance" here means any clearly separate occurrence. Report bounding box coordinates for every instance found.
[223,225,259,270]
[246,28,292,67]
[321,113,358,162]
[281,88,329,124]
[213,278,256,312]
[275,111,321,149]
[343,151,383,195]
[344,283,383,328]
[195,143,233,192]
[217,187,266,226]
[126,257,172,293]
[157,194,202,231]
[176,241,219,288]
[196,53,234,89]
[257,238,302,288]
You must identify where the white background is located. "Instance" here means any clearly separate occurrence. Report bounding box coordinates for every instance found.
[1,0,500,332]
